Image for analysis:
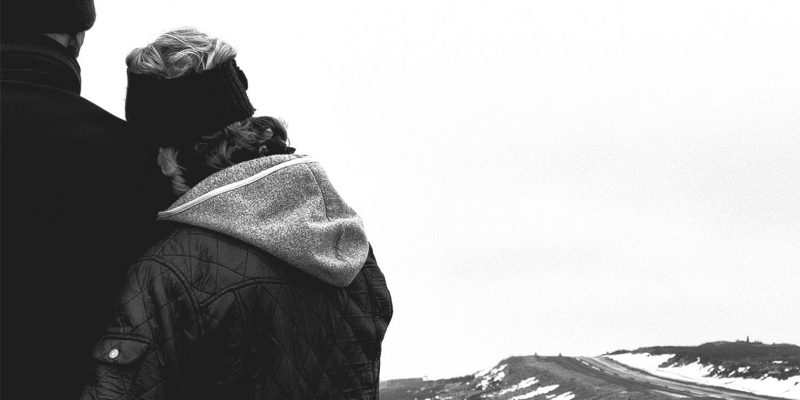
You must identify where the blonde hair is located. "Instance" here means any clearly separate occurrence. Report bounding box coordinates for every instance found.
[126,27,236,78]
[127,28,283,196]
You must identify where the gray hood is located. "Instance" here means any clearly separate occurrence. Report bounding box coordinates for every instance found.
[157,154,368,287]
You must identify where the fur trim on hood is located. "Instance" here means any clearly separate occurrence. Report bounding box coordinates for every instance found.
[157,154,368,287]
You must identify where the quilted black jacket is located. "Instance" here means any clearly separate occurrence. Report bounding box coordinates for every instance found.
[81,225,392,400]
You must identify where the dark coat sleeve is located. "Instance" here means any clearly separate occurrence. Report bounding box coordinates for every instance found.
[80,258,202,400]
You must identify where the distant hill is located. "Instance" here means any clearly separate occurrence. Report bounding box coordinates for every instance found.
[608,340,800,381]
[380,356,584,400]
[381,341,800,400]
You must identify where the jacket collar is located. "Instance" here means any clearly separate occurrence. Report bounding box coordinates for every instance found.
[1,34,82,94]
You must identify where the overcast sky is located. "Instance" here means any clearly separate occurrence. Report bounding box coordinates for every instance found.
[80,0,800,380]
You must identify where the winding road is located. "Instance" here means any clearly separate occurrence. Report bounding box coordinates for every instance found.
[550,356,788,399]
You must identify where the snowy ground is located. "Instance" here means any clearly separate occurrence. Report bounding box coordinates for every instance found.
[473,364,576,400]
[606,352,800,400]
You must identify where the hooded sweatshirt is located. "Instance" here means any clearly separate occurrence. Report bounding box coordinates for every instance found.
[157,154,368,287]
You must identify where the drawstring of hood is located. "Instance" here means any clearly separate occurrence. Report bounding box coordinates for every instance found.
[157,154,369,287]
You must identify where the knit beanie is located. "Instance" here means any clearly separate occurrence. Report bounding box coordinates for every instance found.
[2,0,96,34]
[126,59,256,147]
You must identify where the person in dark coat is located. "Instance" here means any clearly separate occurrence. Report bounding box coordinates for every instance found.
[80,28,393,399]
[1,1,165,397]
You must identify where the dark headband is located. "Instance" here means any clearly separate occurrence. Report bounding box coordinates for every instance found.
[125,59,255,146]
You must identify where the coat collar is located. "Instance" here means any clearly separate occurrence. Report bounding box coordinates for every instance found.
[1,34,82,94]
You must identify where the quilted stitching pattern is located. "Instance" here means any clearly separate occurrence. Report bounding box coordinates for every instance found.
[82,227,392,400]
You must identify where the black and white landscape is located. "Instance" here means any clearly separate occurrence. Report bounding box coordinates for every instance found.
[78,1,800,385]
[381,341,800,400]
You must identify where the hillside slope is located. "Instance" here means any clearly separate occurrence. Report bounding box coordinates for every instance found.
[381,341,800,400]
[606,341,800,399]
[381,356,582,400]
[381,355,789,399]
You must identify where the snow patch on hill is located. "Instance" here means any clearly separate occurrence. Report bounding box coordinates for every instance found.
[475,364,508,390]
[475,367,578,400]
[508,384,558,400]
[607,352,800,400]
[495,377,539,395]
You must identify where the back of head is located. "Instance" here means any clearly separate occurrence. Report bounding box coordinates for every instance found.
[126,28,235,79]
[1,0,95,34]
[126,28,292,197]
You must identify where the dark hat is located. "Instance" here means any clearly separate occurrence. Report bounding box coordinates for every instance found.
[126,59,256,147]
[2,0,96,34]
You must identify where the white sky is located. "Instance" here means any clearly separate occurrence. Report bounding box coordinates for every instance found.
[80,0,800,380]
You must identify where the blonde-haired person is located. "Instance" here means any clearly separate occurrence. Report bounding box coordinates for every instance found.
[81,28,392,400]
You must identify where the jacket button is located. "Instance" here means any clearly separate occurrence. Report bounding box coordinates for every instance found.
[109,348,120,359]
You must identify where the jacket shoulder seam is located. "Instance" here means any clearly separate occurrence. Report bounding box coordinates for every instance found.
[198,278,306,308]
[134,255,206,339]
[137,228,183,260]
